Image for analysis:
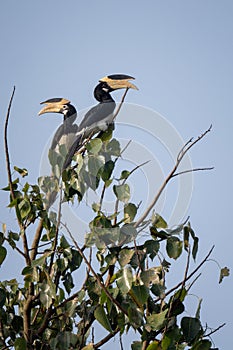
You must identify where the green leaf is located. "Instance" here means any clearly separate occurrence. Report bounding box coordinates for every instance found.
[94,305,113,332]
[113,184,130,203]
[128,306,143,328]
[118,248,134,267]
[14,166,28,177]
[14,337,27,350]
[88,155,105,175]
[145,309,168,331]
[181,317,202,344]
[86,138,103,154]
[151,283,166,298]
[119,224,137,245]
[12,315,23,332]
[140,267,161,287]
[190,340,212,350]
[0,246,7,265]
[2,178,19,191]
[120,170,130,180]
[150,226,168,240]
[22,266,39,282]
[92,202,101,212]
[161,326,181,350]
[130,285,149,307]
[81,345,95,350]
[219,266,230,283]
[101,160,114,181]
[152,213,167,228]
[0,288,6,307]
[31,252,50,267]
[144,239,160,260]
[146,341,160,350]
[106,138,121,156]
[124,203,137,223]
[192,236,199,261]
[183,225,189,251]
[63,272,74,294]
[18,198,31,219]
[131,341,143,350]
[166,236,182,259]
[116,266,133,294]
[39,280,56,308]
[60,235,70,249]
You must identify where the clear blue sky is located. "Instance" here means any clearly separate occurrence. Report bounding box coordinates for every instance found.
[0,1,232,348]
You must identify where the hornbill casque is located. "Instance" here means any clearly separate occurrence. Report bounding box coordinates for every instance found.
[38,97,78,154]
[63,74,138,169]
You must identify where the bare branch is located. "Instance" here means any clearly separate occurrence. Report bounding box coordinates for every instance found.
[94,327,120,348]
[4,87,31,268]
[113,87,129,121]
[4,86,16,200]
[205,322,226,337]
[155,245,215,302]
[171,166,214,178]
[134,126,213,228]
[114,159,150,226]
[49,187,63,275]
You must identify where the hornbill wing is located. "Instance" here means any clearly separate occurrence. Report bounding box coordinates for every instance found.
[63,101,116,169]
[50,122,79,150]
[78,101,116,134]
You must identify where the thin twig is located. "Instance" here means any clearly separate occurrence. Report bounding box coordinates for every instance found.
[186,273,202,292]
[171,167,214,178]
[94,327,120,348]
[4,87,16,200]
[205,323,226,337]
[134,126,213,228]
[63,223,129,317]
[155,245,215,303]
[3,87,31,265]
[49,187,63,275]
[181,245,191,290]
[113,88,129,120]
[114,160,150,225]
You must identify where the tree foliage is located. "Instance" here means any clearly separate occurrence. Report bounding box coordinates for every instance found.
[0,90,229,350]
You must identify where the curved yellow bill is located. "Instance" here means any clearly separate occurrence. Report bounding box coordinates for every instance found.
[99,75,138,90]
[38,98,70,115]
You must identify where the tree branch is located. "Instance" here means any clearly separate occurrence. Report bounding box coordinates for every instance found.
[155,245,215,302]
[63,223,129,317]
[49,187,63,275]
[134,126,213,228]
[4,87,16,200]
[93,327,120,348]
[113,87,129,121]
[204,322,226,337]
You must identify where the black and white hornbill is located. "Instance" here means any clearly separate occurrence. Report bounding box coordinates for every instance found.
[63,74,138,169]
[38,97,78,153]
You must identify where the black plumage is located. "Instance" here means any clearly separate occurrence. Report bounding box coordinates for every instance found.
[62,82,116,169]
[38,98,78,153]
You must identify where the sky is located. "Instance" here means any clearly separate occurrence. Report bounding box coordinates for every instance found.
[0,1,232,348]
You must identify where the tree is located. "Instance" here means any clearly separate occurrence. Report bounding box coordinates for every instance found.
[0,88,229,350]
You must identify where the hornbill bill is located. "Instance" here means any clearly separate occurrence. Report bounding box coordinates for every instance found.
[63,74,138,169]
[38,97,78,153]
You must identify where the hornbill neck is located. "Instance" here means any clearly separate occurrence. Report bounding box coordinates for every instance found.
[94,83,114,103]
[64,104,77,123]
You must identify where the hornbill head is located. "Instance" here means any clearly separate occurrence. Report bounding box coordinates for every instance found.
[99,74,138,91]
[38,98,74,117]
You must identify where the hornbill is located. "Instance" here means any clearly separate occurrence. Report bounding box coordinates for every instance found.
[38,97,78,153]
[63,74,138,169]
